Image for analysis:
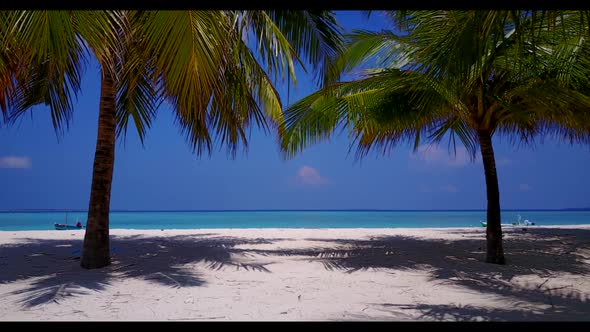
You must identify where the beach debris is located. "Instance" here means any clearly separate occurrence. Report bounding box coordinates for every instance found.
[298,294,301,301]
[184,296,194,304]
[541,284,574,308]
[545,285,573,292]
[537,278,550,289]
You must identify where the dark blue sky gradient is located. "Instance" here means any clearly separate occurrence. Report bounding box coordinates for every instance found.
[1,11,589,210]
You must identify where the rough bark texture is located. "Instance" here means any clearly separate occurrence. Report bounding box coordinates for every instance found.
[478,130,505,265]
[81,67,116,269]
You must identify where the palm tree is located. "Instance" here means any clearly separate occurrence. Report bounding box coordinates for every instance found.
[280,10,590,264]
[1,10,342,269]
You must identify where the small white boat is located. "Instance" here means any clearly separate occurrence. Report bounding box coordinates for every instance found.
[53,212,85,230]
[54,223,83,230]
[480,221,517,227]
[481,214,536,227]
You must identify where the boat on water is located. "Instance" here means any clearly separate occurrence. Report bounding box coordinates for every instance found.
[54,212,85,230]
[54,223,83,230]
[480,214,536,227]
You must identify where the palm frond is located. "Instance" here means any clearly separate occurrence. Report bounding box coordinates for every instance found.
[115,46,160,143]
[282,10,590,163]
[138,10,235,156]
[4,11,89,132]
[334,29,413,76]
[281,69,458,159]
[137,10,296,157]
[263,10,344,87]
[239,11,302,87]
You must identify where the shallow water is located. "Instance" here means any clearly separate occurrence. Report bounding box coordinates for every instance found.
[1,210,589,231]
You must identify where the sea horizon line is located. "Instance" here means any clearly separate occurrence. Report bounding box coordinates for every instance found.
[1,208,589,213]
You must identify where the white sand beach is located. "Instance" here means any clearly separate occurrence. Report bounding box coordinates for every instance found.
[1,226,589,321]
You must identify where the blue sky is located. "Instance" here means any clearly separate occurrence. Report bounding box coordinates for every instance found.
[1,11,589,211]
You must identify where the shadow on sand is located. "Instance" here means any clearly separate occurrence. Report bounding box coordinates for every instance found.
[1,227,589,320]
[0,234,281,307]
[250,227,590,321]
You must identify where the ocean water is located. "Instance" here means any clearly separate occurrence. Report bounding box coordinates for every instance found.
[0,210,589,231]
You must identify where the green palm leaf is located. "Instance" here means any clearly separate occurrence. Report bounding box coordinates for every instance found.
[280,10,590,265]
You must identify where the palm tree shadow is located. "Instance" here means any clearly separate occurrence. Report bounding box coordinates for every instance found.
[371,302,589,321]
[2,228,589,320]
[254,227,590,321]
[0,233,283,308]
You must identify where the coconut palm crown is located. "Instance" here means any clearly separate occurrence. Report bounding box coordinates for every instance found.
[0,10,343,268]
[281,10,590,264]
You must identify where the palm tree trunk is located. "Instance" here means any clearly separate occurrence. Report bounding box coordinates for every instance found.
[81,66,116,269]
[478,130,505,264]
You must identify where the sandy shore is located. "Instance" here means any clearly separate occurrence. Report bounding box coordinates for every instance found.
[0,226,589,321]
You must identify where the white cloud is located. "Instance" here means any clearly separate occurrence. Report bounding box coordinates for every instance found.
[410,144,472,167]
[0,156,32,169]
[295,165,328,186]
[519,183,532,191]
[442,184,459,193]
